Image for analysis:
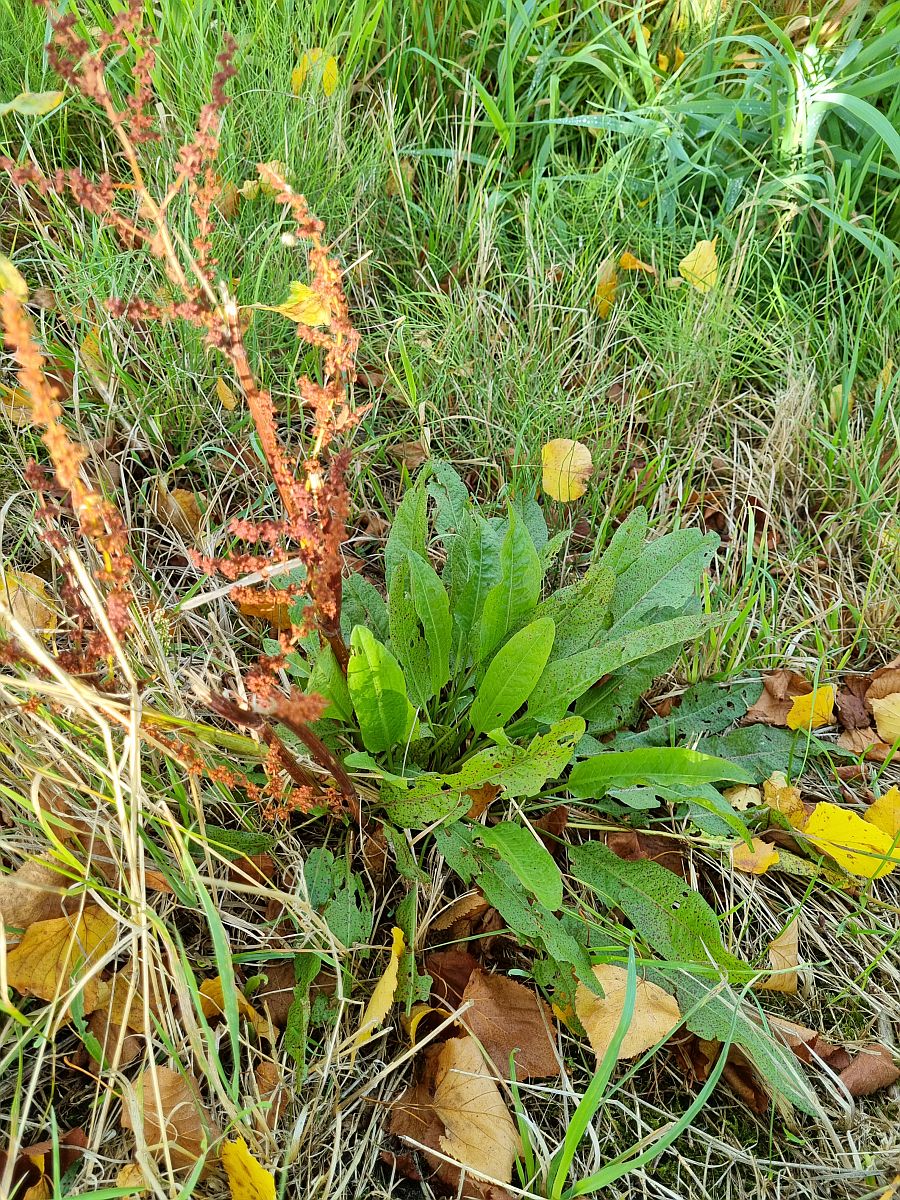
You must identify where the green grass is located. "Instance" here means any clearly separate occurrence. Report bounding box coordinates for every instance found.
[1,1,900,1198]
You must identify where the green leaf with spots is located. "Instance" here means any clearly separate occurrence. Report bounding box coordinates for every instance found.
[478,820,563,910]
[569,746,753,797]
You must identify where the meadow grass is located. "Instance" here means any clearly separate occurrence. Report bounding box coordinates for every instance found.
[1,1,899,1198]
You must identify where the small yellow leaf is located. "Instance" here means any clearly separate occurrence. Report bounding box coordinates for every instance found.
[865,787,900,839]
[870,692,900,744]
[657,51,670,71]
[6,906,118,1012]
[0,253,28,300]
[762,771,807,829]
[79,327,107,384]
[542,438,593,502]
[679,237,718,293]
[221,1136,276,1200]
[723,784,762,811]
[803,801,896,879]
[200,976,269,1040]
[593,258,617,318]
[151,478,205,539]
[731,837,779,875]
[786,684,835,730]
[757,916,799,993]
[216,376,239,411]
[0,90,64,119]
[292,49,339,97]
[2,570,57,636]
[1,383,37,426]
[271,281,330,326]
[619,251,656,274]
[353,927,404,1049]
[115,1163,148,1193]
[239,179,261,201]
[674,45,686,69]
[575,964,681,1061]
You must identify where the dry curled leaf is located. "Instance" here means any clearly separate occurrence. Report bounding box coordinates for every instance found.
[116,1161,149,1193]
[221,1136,276,1200]
[1,570,57,636]
[838,1044,900,1096]
[803,802,896,878]
[122,1066,218,1173]
[200,975,269,1039]
[0,858,70,937]
[461,968,559,1079]
[0,1127,87,1200]
[575,964,681,1062]
[151,478,205,539]
[731,837,780,875]
[433,1035,522,1183]
[619,251,656,274]
[865,786,900,839]
[593,258,617,318]
[388,439,430,471]
[723,784,762,811]
[757,917,799,993]
[254,1061,288,1130]
[542,439,593,502]
[786,684,835,730]
[762,772,807,828]
[6,906,117,1012]
[353,926,404,1050]
[430,893,490,933]
[679,237,718,293]
[745,671,811,726]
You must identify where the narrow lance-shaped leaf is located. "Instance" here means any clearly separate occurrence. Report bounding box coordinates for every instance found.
[470,617,555,735]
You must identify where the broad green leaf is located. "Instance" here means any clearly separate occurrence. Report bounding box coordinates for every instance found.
[611,529,717,626]
[0,90,64,118]
[323,880,373,947]
[427,460,471,543]
[479,821,563,909]
[347,626,416,753]
[307,643,352,720]
[407,553,451,696]
[384,479,428,587]
[284,952,324,1075]
[379,779,471,828]
[478,505,542,660]
[529,613,715,721]
[203,825,276,860]
[612,680,759,750]
[515,497,550,552]
[341,572,389,643]
[577,645,681,734]
[695,725,831,782]
[568,746,753,797]
[595,506,648,576]
[303,847,339,908]
[447,514,502,664]
[470,616,555,735]
[551,566,616,659]
[388,558,432,708]
[570,841,747,975]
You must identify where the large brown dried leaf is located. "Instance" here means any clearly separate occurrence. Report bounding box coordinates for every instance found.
[0,1128,87,1200]
[433,1036,522,1183]
[430,893,490,933]
[122,1066,218,1172]
[6,906,117,1012]
[744,671,811,727]
[425,948,479,1009]
[0,858,70,937]
[865,667,900,702]
[605,828,686,877]
[460,968,559,1079]
[837,726,894,763]
[836,675,871,730]
[575,964,681,1061]
[838,1043,900,1096]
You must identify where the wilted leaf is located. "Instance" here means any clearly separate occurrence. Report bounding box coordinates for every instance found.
[0,858,69,937]
[865,786,900,838]
[762,771,807,828]
[575,963,681,1061]
[236,590,293,630]
[386,159,415,196]
[461,967,559,1079]
[619,251,656,274]
[433,1035,522,1182]
[0,253,28,300]
[271,281,330,326]
[593,258,617,318]
[679,237,718,293]
[221,1137,275,1200]
[803,801,896,878]
[723,784,762,811]
[388,439,430,471]
[217,376,239,410]
[757,917,799,994]
[0,383,36,426]
[151,478,205,539]
[79,328,108,385]
[785,684,834,730]
[115,1162,148,1192]
[542,438,592,501]
[1,570,57,636]
[0,90,64,118]
[870,692,900,745]
[838,1044,900,1096]
[731,837,779,875]
[6,906,117,1012]
[200,975,269,1039]
[352,926,404,1049]
[122,1065,217,1172]
[0,1128,87,1200]
[430,893,490,933]
[745,670,811,726]
[291,49,339,96]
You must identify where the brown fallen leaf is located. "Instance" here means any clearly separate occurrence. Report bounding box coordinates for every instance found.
[460,968,559,1079]
[866,667,900,702]
[731,837,780,875]
[606,828,686,877]
[389,440,430,472]
[433,1035,522,1183]
[255,1060,288,1130]
[745,671,812,726]
[531,804,569,849]
[430,893,490,933]
[425,948,479,1010]
[575,964,681,1062]
[836,674,872,730]
[254,961,298,1027]
[757,917,799,994]
[122,1065,218,1173]
[151,477,205,540]
[200,974,270,1039]
[6,906,117,1013]
[0,858,71,937]
[466,782,501,819]
[1,570,57,636]
[838,1043,900,1096]
[227,853,275,885]
[837,726,894,763]
[0,1128,88,1200]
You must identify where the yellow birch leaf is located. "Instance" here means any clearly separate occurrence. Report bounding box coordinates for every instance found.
[216,376,239,411]
[6,906,117,1012]
[433,1035,522,1181]
[762,771,807,828]
[757,917,799,993]
[292,50,339,97]
[803,801,896,879]
[200,975,269,1039]
[221,1137,276,1200]
[593,258,617,318]
[0,90,64,118]
[870,693,900,744]
[679,237,718,293]
[353,926,404,1049]
[786,684,835,730]
[575,964,681,1061]
[151,478,205,539]
[731,836,779,875]
[79,327,108,384]
[865,787,900,839]
[674,45,686,69]
[270,281,330,326]
[619,251,656,274]
[657,51,670,71]
[542,438,593,502]
[0,253,28,300]
[1,570,57,636]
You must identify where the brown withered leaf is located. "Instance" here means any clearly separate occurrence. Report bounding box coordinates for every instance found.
[433,1036,522,1184]
[0,1128,88,1200]
[389,439,430,471]
[838,1043,900,1096]
[88,1010,142,1069]
[756,917,799,994]
[199,974,269,1039]
[837,726,894,763]
[866,667,900,702]
[430,893,489,933]
[606,828,686,877]
[532,804,569,853]
[744,671,812,726]
[466,782,501,819]
[227,853,275,885]
[674,1036,771,1116]
[151,478,205,539]
[426,948,479,1010]
[460,968,559,1079]
[575,964,681,1062]
[0,858,70,937]
[6,906,117,1012]
[254,962,299,1028]
[836,674,872,730]
[122,1065,218,1172]
[254,1061,288,1129]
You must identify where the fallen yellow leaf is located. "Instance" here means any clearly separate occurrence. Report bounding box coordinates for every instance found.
[786,684,835,730]
[758,916,799,993]
[731,837,779,875]
[292,49,339,97]
[79,327,108,384]
[870,692,900,744]
[803,801,896,879]
[1,570,57,636]
[217,376,239,411]
[200,975,269,1040]
[221,1136,276,1200]
[151,478,205,540]
[433,1035,521,1181]
[657,51,670,71]
[674,45,686,69]
[271,281,330,326]
[0,90,64,118]
[865,787,900,839]
[0,253,28,300]
[619,251,656,274]
[6,906,117,1012]
[1,383,37,426]
[762,771,807,828]
[593,258,617,318]
[542,438,593,502]
[679,237,718,293]
[352,926,404,1050]
[575,963,681,1061]
[723,784,762,811]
